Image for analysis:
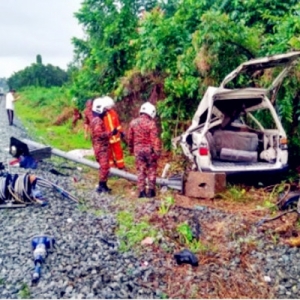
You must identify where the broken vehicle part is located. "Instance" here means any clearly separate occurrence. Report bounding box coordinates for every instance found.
[0,167,78,205]
[174,249,199,267]
[9,137,51,160]
[31,235,55,283]
[175,51,300,175]
[280,192,300,211]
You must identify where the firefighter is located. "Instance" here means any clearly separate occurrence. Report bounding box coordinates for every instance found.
[83,99,93,140]
[128,102,162,198]
[90,97,118,193]
[102,96,125,169]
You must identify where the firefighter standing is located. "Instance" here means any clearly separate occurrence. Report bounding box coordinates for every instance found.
[103,96,125,169]
[83,99,93,140]
[90,97,118,193]
[128,102,161,198]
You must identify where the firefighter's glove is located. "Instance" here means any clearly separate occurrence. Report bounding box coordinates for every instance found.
[111,128,118,136]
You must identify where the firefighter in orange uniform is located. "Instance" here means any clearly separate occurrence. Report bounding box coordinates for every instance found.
[83,99,93,140]
[102,96,125,169]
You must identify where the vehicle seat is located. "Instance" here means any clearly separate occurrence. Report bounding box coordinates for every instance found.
[213,130,258,153]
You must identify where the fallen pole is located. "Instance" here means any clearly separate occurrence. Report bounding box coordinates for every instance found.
[21,139,183,192]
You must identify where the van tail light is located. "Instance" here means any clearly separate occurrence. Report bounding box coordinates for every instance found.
[199,147,209,156]
[280,138,288,145]
[280,138,288,150]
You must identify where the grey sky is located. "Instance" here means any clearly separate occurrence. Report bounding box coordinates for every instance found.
[0,0,84,78]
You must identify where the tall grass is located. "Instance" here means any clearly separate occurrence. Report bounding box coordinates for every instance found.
[15,86,91,150]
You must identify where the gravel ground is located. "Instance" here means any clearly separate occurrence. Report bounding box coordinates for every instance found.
[0,99,300,299]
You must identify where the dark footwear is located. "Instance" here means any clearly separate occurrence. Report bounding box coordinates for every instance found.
[100,181,112,193]
[147,189,156,198]
[96,186,104,193]
[138,191,147,198]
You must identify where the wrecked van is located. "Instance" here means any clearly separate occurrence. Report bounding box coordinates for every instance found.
[175,51,300,174]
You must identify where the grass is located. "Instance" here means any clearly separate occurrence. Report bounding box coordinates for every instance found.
[158,196,175,215]
[116,211,157,252]
[176,222,209,253]
[16,88,91,151]
[18,283,31,299]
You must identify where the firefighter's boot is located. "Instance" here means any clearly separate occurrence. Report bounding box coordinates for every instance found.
[138,190,147,198]
[100,181,112,193]
[147,189,156,198]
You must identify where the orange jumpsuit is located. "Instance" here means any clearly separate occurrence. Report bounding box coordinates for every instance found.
[103,108,125,169]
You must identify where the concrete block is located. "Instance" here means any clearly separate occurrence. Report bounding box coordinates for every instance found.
[184,171,226,199]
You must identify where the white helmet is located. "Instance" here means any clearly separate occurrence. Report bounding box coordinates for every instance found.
[103,96,115,109]
[140,102,156,118]
[92,97,112,114]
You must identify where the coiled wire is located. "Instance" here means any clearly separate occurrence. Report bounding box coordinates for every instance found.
[0,171,78,205]
[0,177,7,201]
[8,174,35,204]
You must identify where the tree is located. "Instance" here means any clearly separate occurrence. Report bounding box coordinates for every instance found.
[36,54,42,64]
[7,62,69,90]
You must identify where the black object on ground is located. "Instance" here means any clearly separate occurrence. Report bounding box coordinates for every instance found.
[174,249,199,267]
[280,192,300,211]
[49,169,68,177]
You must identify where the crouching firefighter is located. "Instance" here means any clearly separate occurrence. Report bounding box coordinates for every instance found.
[128,102,162,198]
[91,97,118,193]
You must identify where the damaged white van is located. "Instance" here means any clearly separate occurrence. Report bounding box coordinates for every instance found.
[175,51,300,174]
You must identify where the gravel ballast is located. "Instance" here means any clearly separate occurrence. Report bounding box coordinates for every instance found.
[0,99,300,299]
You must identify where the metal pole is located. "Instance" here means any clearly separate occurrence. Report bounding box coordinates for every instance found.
[21,139,183,192]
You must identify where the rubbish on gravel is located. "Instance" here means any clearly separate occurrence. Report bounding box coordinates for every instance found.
[31,235,56,283]
[174,249,199,267]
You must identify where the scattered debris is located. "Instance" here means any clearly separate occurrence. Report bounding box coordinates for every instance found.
[66,148,94,159]
[31,235,56,283]
[285,236,300,247]
[140,261,149,267]
[9,137,51,161]
[0,165,79,207]
[264,276,271,282]
[174,249,199,267]
[184,171,226,198]
[141,237,154,245]
[256,210,298,227]
[49,168,68,177]
[280,192,300,211]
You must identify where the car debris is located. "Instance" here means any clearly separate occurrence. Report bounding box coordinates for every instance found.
[0,165,78,207]
[256,190,300,226]
[174,249,199,267]
[31,234,56,283]
[174,51,300,175]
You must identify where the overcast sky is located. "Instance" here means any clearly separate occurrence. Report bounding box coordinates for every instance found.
[0,0,84,78]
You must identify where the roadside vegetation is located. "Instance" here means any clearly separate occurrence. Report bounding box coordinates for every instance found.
[5,0,300,297]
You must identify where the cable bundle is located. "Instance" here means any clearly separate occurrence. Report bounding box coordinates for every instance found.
[0,176,9,203]
[0,170,78,205]
[36,177,78,203]
[8,174,39,204]
[0,174,12,204]
[0,171,45,205]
